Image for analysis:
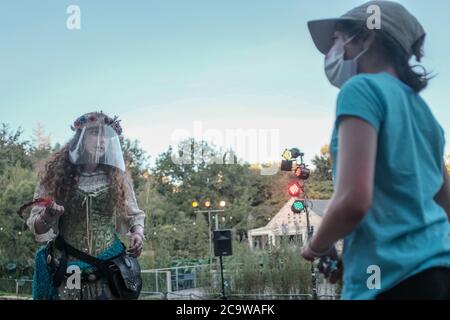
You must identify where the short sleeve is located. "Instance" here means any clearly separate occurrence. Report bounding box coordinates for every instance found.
[336,75,385,132]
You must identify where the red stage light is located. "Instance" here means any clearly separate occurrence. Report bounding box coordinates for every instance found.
[288,182,302,197]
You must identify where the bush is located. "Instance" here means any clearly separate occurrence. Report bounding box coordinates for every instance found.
[204,240,313,299]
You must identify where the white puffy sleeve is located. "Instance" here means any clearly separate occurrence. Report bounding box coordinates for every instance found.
[115,179,146,237]
[26,180,59,243]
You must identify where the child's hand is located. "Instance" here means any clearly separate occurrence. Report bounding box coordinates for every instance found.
[328,259,343,284]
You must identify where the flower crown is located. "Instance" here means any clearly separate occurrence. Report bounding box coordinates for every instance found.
[70,111,123,135]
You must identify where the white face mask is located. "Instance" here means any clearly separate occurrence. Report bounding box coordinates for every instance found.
[324,35,369,88]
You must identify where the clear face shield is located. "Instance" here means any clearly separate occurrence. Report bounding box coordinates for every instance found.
[69,124,126,172]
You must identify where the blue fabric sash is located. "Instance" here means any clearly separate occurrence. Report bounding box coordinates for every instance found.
[32,236,124,300]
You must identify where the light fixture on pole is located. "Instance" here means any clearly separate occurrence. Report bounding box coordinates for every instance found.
[291,200,305,214]
[287,181,302,197]
[193,201,226,272]
[281,147,317,299]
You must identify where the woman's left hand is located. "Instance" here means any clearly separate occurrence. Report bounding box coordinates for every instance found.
[128,233,144,258]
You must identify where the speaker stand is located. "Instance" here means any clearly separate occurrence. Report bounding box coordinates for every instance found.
[219,255,227,300]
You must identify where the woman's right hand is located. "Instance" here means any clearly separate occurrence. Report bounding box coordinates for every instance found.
[43,201,65,220]
[35,201,65,234]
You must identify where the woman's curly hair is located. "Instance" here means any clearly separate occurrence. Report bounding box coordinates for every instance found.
[38,143,131,219]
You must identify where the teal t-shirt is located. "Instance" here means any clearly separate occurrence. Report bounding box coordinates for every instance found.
[330,72,450,300]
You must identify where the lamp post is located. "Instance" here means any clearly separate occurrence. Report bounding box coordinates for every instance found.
[281,147,317,300]
[193,200,227,270]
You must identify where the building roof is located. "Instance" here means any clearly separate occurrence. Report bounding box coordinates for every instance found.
[309,199,331,217]
[248,199,330,237]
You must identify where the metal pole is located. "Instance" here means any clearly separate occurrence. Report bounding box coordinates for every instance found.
[219,255,226,300]
[194,267,197,288]
[215,215,220,272]
[305,204,318,300]
[208,211,212,271]
[305,207,311,239]
[175,267,179,291]
[194,210,225,275]
[215,213,219,230]
[166,271,172,293]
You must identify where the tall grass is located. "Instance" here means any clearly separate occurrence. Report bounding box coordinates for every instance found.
[203,238,313,299]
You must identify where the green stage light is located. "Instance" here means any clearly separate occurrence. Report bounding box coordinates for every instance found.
[291,200,305,214]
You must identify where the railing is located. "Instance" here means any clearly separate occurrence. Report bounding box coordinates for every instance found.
[228,293,313,300]
[141,292,339,300]
[139,264,339,300]
[0,278,33,298]
[225,293,339,300]
[141,264,211,294]
[0,265,340,301]
[0,264,213,299]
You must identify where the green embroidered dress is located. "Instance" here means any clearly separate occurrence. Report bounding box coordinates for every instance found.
[27,170,145,300]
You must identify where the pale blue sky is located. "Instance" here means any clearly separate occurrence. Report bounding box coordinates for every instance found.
[1,0,449,166]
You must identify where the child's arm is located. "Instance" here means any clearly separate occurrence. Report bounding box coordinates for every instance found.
[304,116,377,254]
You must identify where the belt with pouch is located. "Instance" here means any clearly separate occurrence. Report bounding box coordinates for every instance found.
[52,235,142,299]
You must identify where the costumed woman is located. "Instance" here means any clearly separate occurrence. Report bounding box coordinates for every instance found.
[25,111,145,300]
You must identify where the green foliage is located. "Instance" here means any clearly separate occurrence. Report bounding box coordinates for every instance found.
[0,164,39,277]
[142,138,334,264]
[145,139,293,263]
[202,240,312,298]
[0,124,52,277]
[0,124,32,176]
[154,140,287,219]
[308,144,334,199]
[307,175,334,199]
[311,144,332,181]
[121,137,150,190]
